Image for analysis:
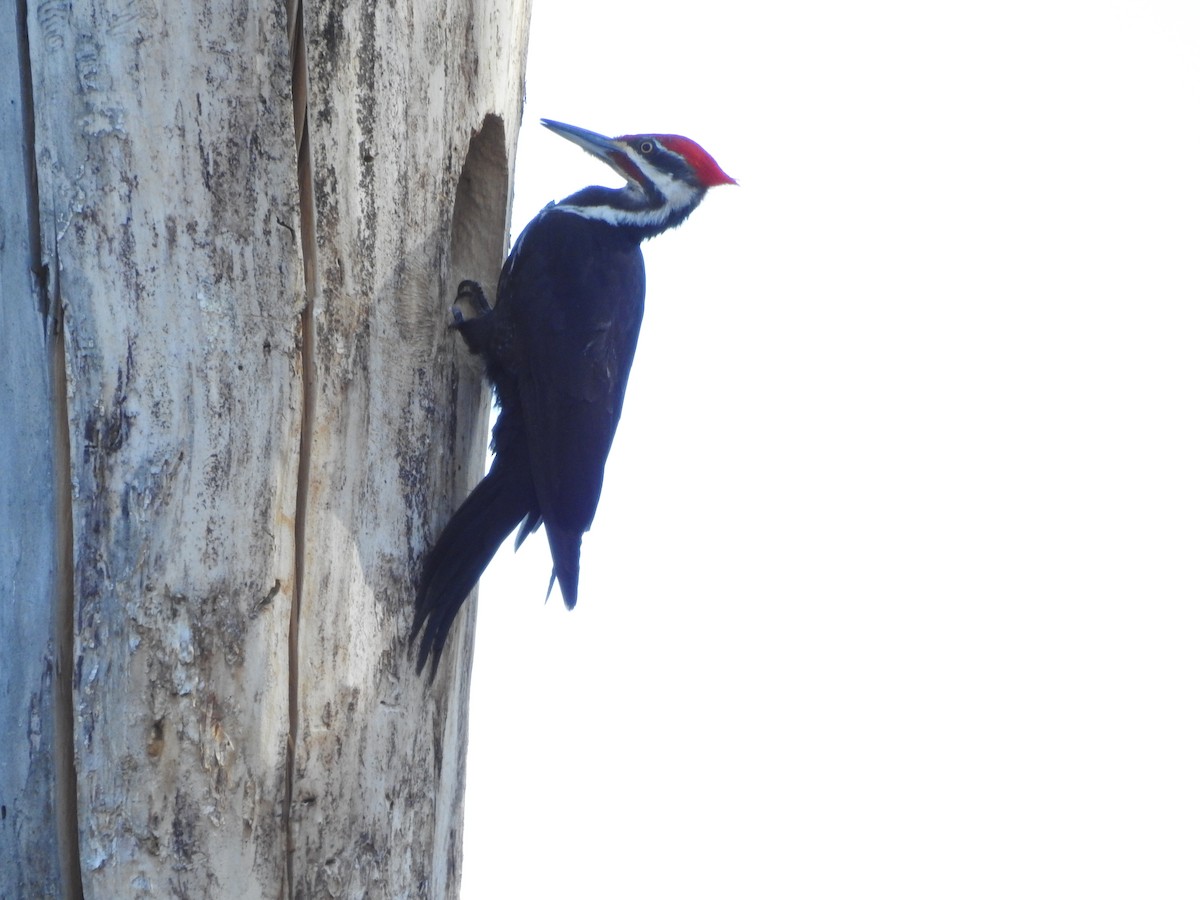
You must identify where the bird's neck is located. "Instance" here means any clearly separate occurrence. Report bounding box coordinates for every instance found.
[553,183,705,238]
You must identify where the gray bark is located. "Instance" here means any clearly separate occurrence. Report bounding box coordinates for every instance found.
[0,0,528,896]
[1,5,78,894]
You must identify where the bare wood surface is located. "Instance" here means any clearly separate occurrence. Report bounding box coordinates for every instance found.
[1,0,526,896]
[292,2,528,894]
[21,1,304,895]
[0,6,77,894]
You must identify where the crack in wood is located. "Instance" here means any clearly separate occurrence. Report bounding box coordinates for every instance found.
[285,0,318,896]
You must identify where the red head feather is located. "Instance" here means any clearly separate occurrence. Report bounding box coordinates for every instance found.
[654,135,737,188]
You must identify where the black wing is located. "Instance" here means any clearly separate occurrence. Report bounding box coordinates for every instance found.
[494,210,646,604]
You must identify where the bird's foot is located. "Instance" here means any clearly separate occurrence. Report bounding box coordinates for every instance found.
[449,281,492,355]
[455,280,492,315]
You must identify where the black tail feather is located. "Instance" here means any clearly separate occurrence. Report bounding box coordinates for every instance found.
[411,462,535,676]
[545,524,582,610]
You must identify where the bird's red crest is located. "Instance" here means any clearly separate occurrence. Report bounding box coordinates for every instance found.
[654,135,737,188]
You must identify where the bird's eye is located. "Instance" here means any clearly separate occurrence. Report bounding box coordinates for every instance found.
[639,140,655,154]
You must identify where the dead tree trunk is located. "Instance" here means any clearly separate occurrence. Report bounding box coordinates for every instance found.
[0,1,529,896]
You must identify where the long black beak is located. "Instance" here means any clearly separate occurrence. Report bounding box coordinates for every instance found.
[541,119,621,157]
[541,119,637,184]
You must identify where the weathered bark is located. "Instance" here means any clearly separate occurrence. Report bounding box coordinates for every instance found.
[0,0,528,896]
[0,5,79,894]
[289,2,527,895]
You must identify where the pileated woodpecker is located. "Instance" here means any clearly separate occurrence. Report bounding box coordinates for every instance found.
[411,119,735,674]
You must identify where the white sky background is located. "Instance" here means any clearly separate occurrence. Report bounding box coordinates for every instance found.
[461,2,1200,897]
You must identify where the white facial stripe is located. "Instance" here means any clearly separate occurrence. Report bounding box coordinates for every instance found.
[554,203,673,228]
[628,150,702,213]
[549,145,705,229]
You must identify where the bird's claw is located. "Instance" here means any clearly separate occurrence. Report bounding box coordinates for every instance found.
[456,280,492,315]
